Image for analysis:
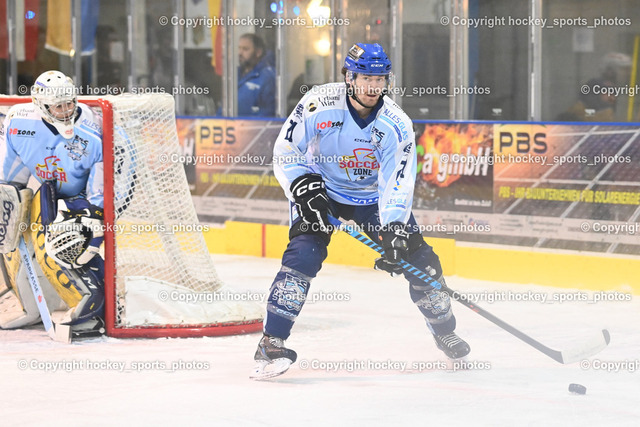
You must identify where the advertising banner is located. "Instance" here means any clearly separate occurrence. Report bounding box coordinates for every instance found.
[176,118,289,224]
[175,118,640,255]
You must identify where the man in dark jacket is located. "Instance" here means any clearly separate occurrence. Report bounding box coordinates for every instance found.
[237,33,275,117]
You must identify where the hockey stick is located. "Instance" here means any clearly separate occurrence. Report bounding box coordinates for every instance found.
[17,236,58,340]
[327,215,610,364]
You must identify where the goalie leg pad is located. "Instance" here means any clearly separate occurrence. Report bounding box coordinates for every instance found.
[264,234,327,339]
[29,189,84,308]
[0,252,42,327]
[0,183,33,254]
[0,242,67,329]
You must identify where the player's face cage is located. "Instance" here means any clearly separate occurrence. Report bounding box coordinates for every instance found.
[345,70,396,97]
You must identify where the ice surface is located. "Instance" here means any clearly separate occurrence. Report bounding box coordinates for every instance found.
[1,255,639,426]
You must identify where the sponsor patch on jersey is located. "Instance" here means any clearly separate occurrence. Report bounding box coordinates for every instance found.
[332,190,378,205]
[316,120,343,130]
[35,156,68,182]
[9,108,34,119]
[382,108,410,142]
[380,115,407,143]
[81,117,101,134]
[9,128,36,137]
[306,97,319,112]
[339,148,380,181]
[319,95,341,107]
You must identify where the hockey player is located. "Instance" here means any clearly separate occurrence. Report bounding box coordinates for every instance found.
[0,70,105,335]
[251,43,470,379]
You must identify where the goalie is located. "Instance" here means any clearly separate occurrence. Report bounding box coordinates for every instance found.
[0,70,105,335]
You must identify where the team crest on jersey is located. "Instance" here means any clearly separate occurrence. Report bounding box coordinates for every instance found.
[35,156,68,182]
[339,148,380,181]
[64,135,89,160]
[371,127,385,150]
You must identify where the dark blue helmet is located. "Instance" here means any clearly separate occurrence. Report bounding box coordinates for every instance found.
[343,43,392,75]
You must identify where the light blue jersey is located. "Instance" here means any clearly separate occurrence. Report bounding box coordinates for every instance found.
[273,82,416,225]
[0,102,104,208]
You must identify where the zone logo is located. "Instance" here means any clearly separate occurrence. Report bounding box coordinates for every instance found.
[9,128,35,137]
[316,120,343,130]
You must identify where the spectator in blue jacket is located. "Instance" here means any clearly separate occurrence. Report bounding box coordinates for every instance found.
[237,33,276,117]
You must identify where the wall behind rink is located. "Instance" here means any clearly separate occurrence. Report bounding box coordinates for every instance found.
[176,117,640,291]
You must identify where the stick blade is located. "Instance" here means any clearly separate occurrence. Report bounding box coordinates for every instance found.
[558,329,611,364]
[53,324,72,344]
[50,311,72,343]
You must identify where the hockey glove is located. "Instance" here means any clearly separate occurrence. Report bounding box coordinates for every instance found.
[290,173,331,235]
[375,222,409,277]
[45,198,104,269]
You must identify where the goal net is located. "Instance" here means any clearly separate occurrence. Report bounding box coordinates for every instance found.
[0,94,263,338]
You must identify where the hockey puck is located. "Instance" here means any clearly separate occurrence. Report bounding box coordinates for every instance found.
[569,383,587,395]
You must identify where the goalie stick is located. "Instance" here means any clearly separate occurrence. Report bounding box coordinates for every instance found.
[327,215,611,364]
[16,236,67,341]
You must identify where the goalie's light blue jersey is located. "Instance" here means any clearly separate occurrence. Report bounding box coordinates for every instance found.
[273,83,416,226]
[0,103,104,208]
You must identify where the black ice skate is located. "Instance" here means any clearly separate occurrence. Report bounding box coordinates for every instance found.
[250,334,298,380]
[433,332,470,359]
[71,317,106,340]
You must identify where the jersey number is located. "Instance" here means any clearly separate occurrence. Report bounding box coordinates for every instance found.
[396,158,407,180]
[284,120,298,142]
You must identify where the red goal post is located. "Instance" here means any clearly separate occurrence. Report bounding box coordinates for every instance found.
[0,94,263,338]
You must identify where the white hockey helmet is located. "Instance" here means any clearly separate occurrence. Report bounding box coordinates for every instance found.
[31,70,78,139]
